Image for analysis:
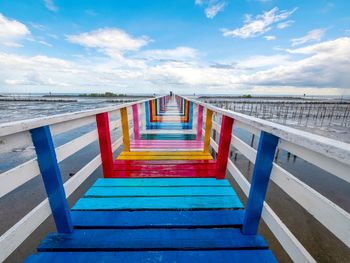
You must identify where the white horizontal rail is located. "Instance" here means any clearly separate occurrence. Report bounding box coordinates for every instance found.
[279,140,349,184]
[0,97,156,137]
[0,154,101,262]
[270,165,350,247]
[51,115,96,136]
[0,131,33,154]
[0,159,39,198]
[207,129,327,261]
[226,159,316,263]
[0,120,120,198]
[184,96,350,166]
[228,128,350,247]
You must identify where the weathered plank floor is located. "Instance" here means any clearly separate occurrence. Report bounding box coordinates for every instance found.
[27,178,277,262]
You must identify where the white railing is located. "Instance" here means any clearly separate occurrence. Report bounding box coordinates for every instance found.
[0,97,155,262]
[184,96,350,263]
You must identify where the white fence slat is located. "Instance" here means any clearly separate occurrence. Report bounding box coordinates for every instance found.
[0,159,40,198]
[55,129,98,162]
[226,160,316,263]
[271,164,350,247]
[279,140,349,184]
[0,154,102,262]
[51,115,95,136]
[0,131,33,154]
[231,134,257,163]
[0,98,156,137]
[185,96,350,165]
[0,199,51,263]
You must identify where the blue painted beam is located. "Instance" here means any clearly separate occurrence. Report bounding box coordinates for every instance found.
[71,210,245,228]
[242,131,279,235]
[30,125,73,233]
[26,250,277,263]
[37,228,268,251]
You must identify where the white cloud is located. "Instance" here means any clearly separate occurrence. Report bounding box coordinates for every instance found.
[264,35,276,41]
[0,13,31,47]
[238,54,290,68]
[242,37,350,89]
[138,47,198,62]
[291,29,325,46]
[205,2,226,19]
[67,28,150,59]
[222,7,297,38]
[195,0,226,19]
[277,20,294,29]
[44,0,58,12]
[1,18,349,96]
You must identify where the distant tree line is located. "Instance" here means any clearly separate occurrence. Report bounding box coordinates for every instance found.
[79,92,127,97]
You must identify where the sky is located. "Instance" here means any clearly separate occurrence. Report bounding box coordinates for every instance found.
[0,0,349,95]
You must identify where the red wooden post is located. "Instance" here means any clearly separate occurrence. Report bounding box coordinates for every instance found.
[216,115,234,179]
[96,112,113,178]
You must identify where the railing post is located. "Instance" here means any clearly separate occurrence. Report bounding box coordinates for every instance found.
[242,131,279,235]
[216,116,234,179]
[203,109,213,153]
[196,105,204,140]
[96,112,113,178]
[120,107,130,151]
[30,126,73,233]
[132,104,140,140]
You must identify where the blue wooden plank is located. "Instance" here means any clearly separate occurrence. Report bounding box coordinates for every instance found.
[93,178,232,187]
[72,196,243,210]
[26,250,277,263]
[242,131,279,235]
[71,210,245,228]
[30,125,73,233]
[37,228,268,251]
[85,186,237,197]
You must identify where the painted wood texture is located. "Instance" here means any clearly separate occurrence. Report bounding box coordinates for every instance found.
[72,196,243,210]
[30,126,73,234]
[117,151,213,160]
[85,186,236,197]
[132,104,140,140]
[196,104,204,140]
[26,250,277,263]
[24,96,278,263]
[204,109,213,152]
[140,134,197,140]
[37,228,267,251]
[120,107,130,152]
[216,115,234,179]
[242,131,279,235]
[93,178,231,187]
[71,210,245,228]
[96,113,113,178]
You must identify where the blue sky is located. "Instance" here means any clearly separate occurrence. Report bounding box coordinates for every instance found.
[0,0,349,95]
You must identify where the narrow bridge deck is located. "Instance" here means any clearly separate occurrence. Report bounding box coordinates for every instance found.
[27,178,276,262]
[26,96,277,262]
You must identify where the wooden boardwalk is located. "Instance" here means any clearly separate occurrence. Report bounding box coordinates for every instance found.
[26,95,277,262]
[27,178,276,262]
[2,94,349,262]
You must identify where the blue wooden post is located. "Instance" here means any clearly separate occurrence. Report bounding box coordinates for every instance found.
[242,131,279,235]
[30,125,73,233]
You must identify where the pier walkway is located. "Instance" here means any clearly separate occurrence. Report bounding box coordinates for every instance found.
[26,95,276,262]
[1,95,349,262]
